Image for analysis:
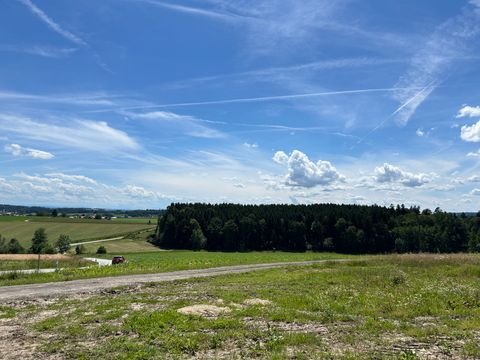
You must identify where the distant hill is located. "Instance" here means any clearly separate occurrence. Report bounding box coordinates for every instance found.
[0,204,165,217]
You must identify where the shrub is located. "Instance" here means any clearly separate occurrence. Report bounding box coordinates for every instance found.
[96,246,107,254]
[75,245,86,255]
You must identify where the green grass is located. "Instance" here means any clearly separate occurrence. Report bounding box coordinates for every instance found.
[0,218,155,248]
[0,251,350,286]
[0,257,92,271]
[81,239,161,254]
[10,254,480,359]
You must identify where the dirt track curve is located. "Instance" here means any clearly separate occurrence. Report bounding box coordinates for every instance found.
[0,260,346,301]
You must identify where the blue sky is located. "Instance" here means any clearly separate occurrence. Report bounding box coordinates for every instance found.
[1,0,480,210]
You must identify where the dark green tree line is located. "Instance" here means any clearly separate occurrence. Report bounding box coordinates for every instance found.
[154,203,478,254]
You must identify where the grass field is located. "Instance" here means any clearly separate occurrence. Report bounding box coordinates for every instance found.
[0,256,92,271]
[81,238,161,254]
[0,217,155,248]
[2,254,480,359]
[0,251,350,286]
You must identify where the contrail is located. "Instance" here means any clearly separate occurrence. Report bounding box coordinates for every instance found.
[355,83,437,145]
[88,87,425,113]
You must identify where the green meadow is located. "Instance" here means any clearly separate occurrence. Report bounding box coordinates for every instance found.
[4,254,479,359]
[0,216,155,248]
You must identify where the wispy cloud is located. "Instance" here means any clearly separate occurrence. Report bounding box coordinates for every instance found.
[4,143,54,160]
[128,0,249,23]
[121,110,226,139]
[0,114,138,152]
[97,87,422,112]
[128,0,407,57]
[0,44,77,58]
[392,2,480,125]
[17,0,87,46]
[0,90,120,107]
[168,57,404,89]
[16,0,114,72]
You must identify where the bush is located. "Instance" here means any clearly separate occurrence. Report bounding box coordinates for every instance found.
[75,244,86,255]
[390,269,407,286]
[96,246,107,254]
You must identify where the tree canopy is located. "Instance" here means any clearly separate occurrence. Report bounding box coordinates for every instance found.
[154,203,478,254]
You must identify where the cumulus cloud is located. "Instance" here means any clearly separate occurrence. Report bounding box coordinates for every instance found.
[457,105,480,118]
[374,163,434,187]
[460,120,480,142]
[5,143,54,159]
[470,188,480,196]
[273,151,289,165]
[273,150,345,188]
[121,185,157,198]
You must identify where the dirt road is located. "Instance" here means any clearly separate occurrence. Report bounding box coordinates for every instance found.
[0,260,344,301]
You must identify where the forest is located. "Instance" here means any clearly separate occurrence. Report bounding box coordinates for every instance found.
[154,203,480,254]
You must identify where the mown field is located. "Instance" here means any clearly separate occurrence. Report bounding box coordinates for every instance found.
[0,217,155,248]
[80,238,161,254]
[0,251,349,286]
[1,254,479,359]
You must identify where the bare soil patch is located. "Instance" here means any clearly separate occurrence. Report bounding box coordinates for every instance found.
[177,304,231,318]
[243,298,272,306]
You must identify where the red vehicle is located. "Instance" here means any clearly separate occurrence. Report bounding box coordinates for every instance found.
[112,256,125,265]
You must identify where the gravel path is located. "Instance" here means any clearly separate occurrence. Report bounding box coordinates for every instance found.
[0,259,345,301]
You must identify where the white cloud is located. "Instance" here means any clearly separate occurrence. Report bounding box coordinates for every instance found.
[121,185,157,198]
[416,128,425,137]
[460,120,480,142]
[374,163,434,187]
[17,0,87,46]
[468,175,480,182]
[467,149,480,157]
[392,2,480,125]
[457,105,480,118]
[45,173,97,185]
[470,188,480,196]
[0,172,168,206]
[122,110,225,139]
[273,151,289,165]
[273,150,345,188]
[0,44,77,58]
[243,142,258,149]
[4,143,54,160]
[233,183,246,188]
[0,114,138,152]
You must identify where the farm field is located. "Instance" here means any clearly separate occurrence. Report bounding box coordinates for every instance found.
[1,254,479,359]
[0,217,155,248]
[81,238,162,254]
[0,251,350,286]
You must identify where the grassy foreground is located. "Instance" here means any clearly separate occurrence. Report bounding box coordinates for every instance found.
[2,254,479,359]
[0,256,92,271]
[0,251,349,286]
